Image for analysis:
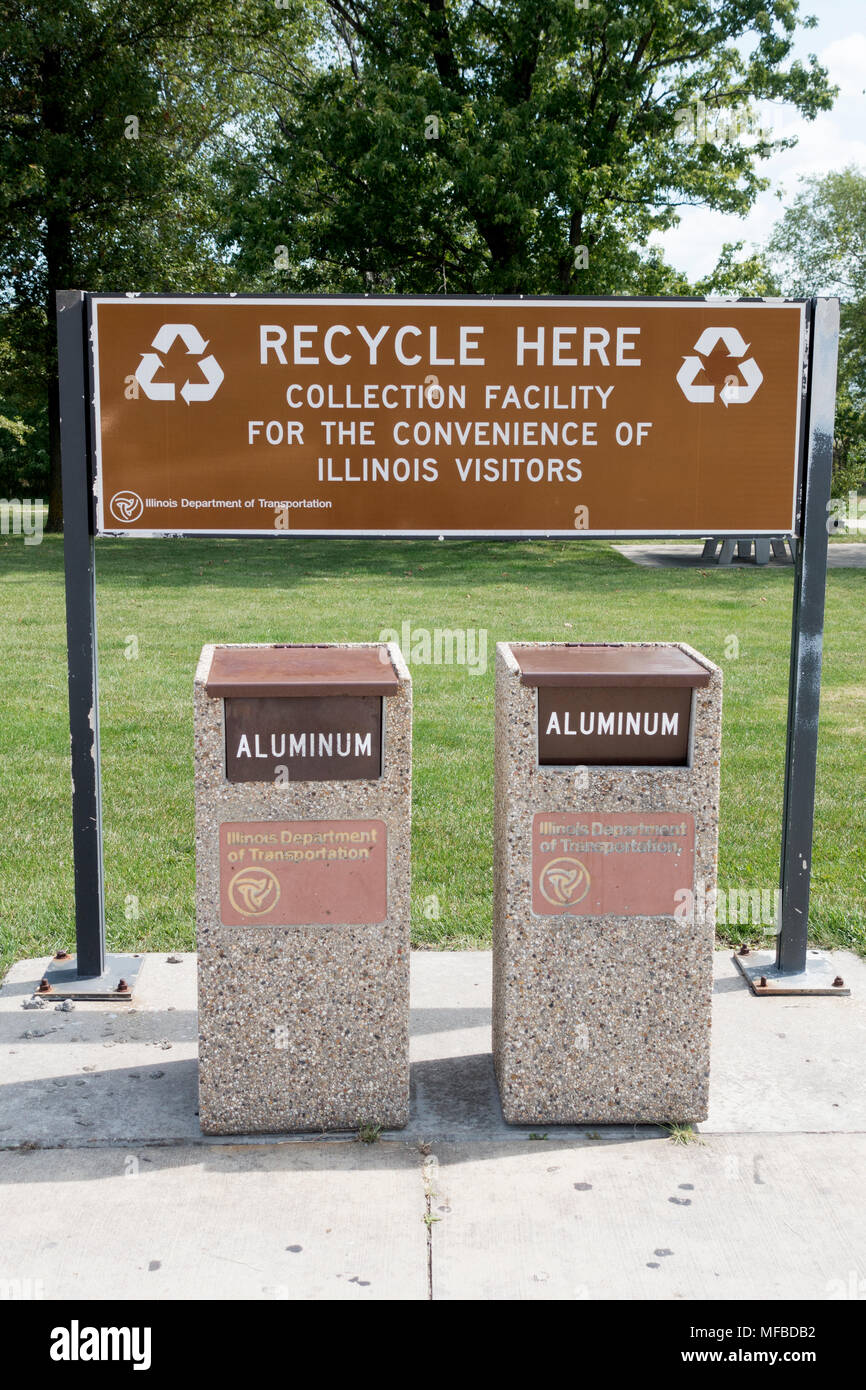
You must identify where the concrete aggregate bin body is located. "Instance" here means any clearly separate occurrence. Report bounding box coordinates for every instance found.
[194,642,411,1134]
[493,641,722,1125]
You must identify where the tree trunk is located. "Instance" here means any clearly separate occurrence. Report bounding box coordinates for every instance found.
[475,218,525,293]
[42,50,69,533]
[557,208,584,295]
[43,209,72,532]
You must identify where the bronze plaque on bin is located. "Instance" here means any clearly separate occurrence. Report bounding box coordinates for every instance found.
[224,695,382,782]
[220,818,387,925]
[537,686,693,766]
[532,811,695,916]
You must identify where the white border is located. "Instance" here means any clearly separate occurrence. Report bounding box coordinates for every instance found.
[91,296,807,539]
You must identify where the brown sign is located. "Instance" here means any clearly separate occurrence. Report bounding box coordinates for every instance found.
[91,297,804,537]
[224,696,382,782]
[538,686,693,766]
[219,818,387,926]
[531,812,695,917]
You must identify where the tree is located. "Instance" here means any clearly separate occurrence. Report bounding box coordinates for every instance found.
[692,240,781,298]
[766,166,866,495]
[0,0,305,527]
[221,0,834,298]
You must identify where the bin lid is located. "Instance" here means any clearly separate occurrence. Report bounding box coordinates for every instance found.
[509,643,710,688]
[205,644,400,697]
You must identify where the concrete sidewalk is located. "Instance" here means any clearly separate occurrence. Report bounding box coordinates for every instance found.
[1,950,864,1299]
[613,542,866,569]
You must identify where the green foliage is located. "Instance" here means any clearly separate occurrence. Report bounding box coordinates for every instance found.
[832,367,866,499]
[0,0,840,507]
[221,0,833,296]
[357,1122,382,1143]
[0,0,308,520]
[0,330,48,496]
[767,166,866,302]
[693,241,781,297]
[766,166,866,495]
[665,1123,703,1145]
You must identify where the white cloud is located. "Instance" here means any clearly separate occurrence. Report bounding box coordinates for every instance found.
[819,34,866,98]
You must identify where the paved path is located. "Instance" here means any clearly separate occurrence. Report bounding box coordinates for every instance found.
[613,543,866,568]
[1,950,864,1299]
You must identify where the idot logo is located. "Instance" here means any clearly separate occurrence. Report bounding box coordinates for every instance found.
[228,867,280,917]
[538,857,591,909]
[134,323,224,404]
[676,326,763,406]
[109,490,144,523]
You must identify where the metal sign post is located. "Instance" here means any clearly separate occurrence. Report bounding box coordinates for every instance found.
[49,292,841,1000]
[44,291,143,999]
[735,296,847,995]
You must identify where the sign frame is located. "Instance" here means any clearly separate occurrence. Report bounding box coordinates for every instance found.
[55,289,839,996]
[87,292,807,540]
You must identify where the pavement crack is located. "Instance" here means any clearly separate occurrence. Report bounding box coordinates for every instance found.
[422,1152,439,1301]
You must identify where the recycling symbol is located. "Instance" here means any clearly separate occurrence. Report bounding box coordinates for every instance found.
[676,326,763,407]
[134,324,224,404]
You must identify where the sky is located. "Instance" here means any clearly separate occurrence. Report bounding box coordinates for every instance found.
[655,0,866,282]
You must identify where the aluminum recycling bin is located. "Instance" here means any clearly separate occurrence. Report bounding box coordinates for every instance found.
[493,642,722,1125]
[194,642,411,1133]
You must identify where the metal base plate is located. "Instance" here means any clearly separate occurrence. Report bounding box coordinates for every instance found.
[733,948,850,996]
[34,952,144,1001]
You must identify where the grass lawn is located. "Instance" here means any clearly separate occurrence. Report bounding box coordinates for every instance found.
[1,534,864,974]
